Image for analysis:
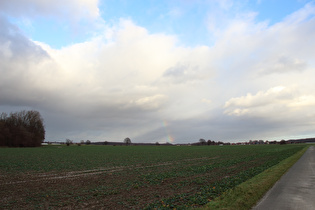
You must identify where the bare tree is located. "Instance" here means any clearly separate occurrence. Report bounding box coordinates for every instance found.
[199,139,206,145]
[66,139,72,146]
[0,110,45,147]
[124,137,131,145]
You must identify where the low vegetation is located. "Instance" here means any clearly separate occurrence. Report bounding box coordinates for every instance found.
[0,144,307,209]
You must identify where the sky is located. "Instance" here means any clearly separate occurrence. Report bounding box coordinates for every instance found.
[1,0,315,144]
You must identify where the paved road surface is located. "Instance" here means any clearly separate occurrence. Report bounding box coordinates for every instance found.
[253,146,315,210]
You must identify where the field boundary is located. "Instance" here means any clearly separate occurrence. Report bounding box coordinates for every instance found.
[203,145,309,210]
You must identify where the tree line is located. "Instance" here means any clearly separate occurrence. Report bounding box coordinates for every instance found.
[0,110,45,147]
[196,139,224,146]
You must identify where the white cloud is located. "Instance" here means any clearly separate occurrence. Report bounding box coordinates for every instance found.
[256,56,307,75]
[133,94,168,110]
[0,17,218,141]
[0,41,12,58]
[224,86,315,127]
[1,2,315,142]
[214,0,234,10]
[224,86,288,110]
[288,95,315,108]
[201,98,212,105]
[284,2,315,24]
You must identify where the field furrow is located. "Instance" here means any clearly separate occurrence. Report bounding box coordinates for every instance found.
[0,144,306,209]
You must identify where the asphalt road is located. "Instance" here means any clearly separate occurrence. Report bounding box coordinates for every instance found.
[253,146,315,210]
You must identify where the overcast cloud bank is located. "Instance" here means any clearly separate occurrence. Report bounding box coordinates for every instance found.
[1,1,315,143]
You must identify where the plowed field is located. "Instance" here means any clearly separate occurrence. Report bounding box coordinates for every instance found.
[0,144,306,209]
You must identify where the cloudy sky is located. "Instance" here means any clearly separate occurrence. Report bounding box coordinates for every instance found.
[1,0,315,143]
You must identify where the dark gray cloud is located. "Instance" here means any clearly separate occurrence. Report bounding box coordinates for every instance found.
[0,15,51,109]
[133,111,289,143]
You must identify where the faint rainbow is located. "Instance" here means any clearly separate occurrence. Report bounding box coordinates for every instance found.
[163,120,174,143]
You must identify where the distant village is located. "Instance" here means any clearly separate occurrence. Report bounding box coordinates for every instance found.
[44,137,315,146]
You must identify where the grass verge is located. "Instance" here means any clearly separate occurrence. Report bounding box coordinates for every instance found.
[202,145,309,210]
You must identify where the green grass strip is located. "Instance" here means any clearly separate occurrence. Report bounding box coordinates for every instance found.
[202,145,309,210]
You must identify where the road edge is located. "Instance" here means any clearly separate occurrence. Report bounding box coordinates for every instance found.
[202,145,309,210]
